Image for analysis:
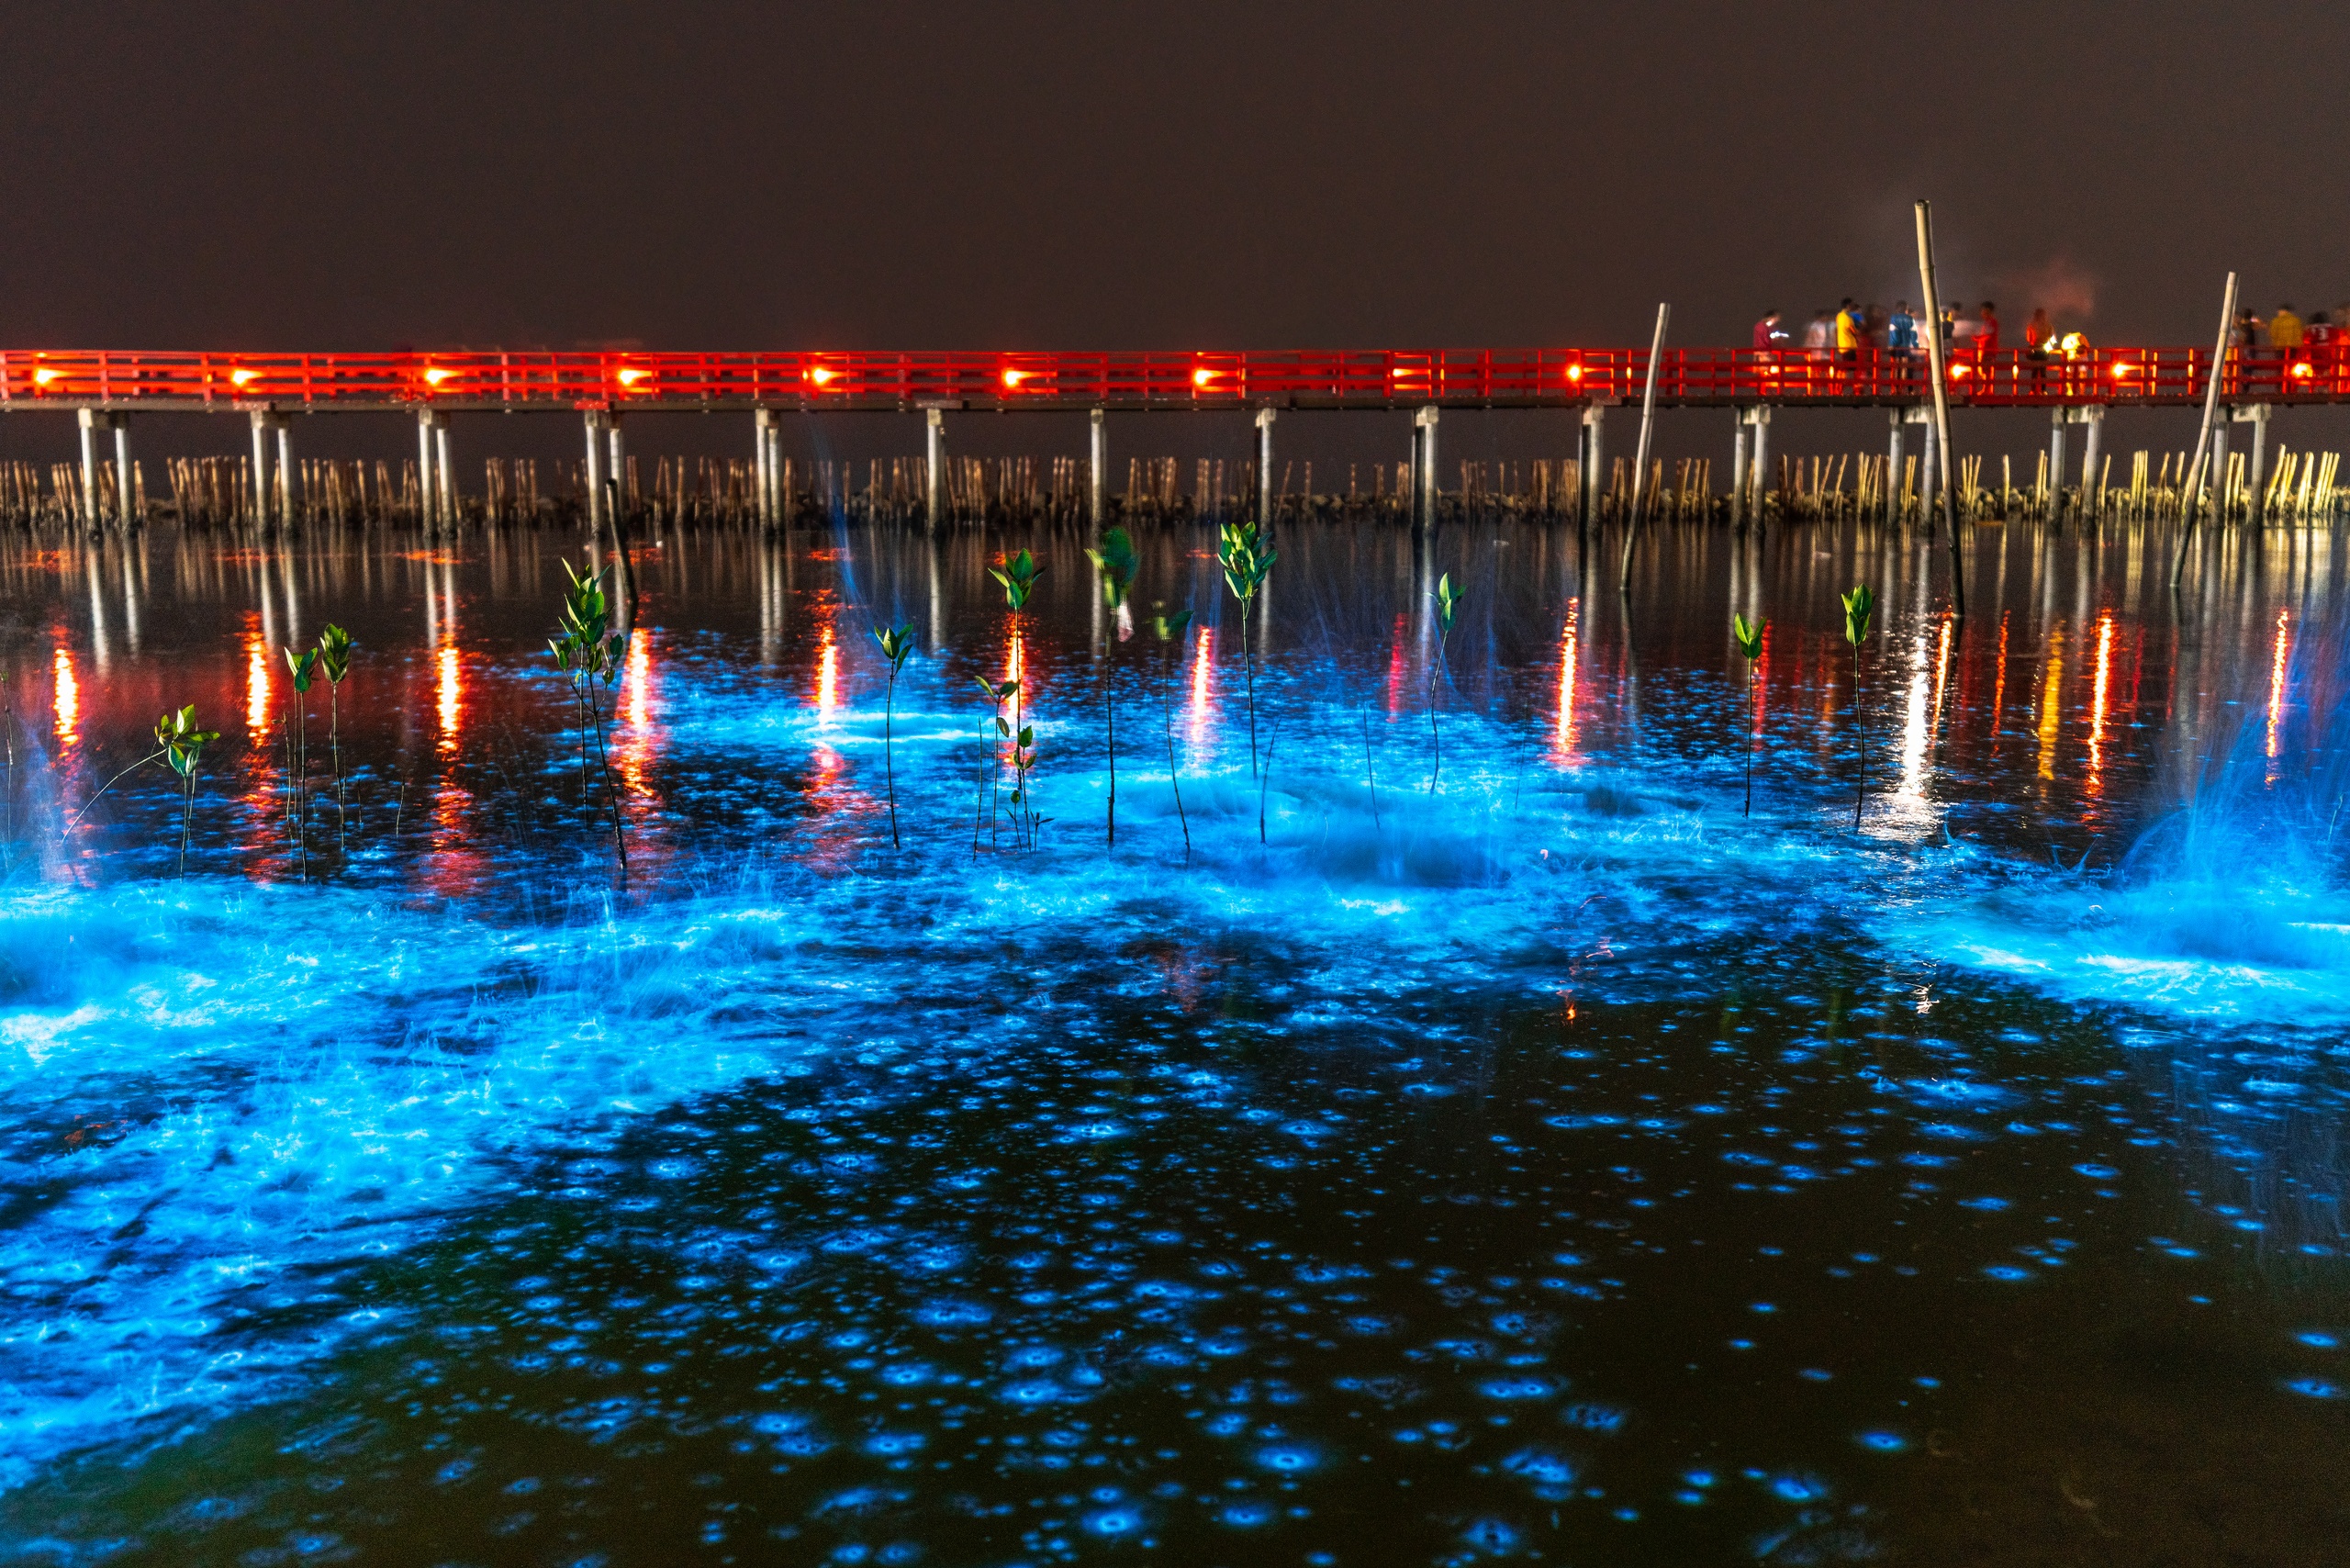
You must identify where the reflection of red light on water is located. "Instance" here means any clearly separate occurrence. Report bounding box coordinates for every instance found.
[51,644,78,745]
[436,643,462,754]
[2267,607,2290,771]
[817,623,838,713]
[2087,612,2113,783]
[244,617,271,739]
[1188,625,1214,747]
[1552,602,1579,762]
[1384,613,1407,718]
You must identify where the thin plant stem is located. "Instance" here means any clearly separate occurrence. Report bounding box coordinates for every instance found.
[1852,646,1867,831]
[1243,622,1258,778]
[62,749,167,836]
[586,684,627,873]
[1103,653,1116,847]
[883,669,900,850]
[1744,672,1758,817]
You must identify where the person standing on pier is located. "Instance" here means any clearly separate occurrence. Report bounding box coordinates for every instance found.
[1835,298,1867,363]
[1975,301,2000,352]
[2268,304,2304,349]
[1887,300,1919,360]
[1752,309,1788,349]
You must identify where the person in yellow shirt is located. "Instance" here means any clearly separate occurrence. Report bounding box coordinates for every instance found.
[1834,297,1867,359]
[2269,304,2305,349]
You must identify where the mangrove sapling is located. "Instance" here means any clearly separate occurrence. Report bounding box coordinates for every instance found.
[988,549,1045,846]
[871,623,915,849]
[1428,573,1464,792]
[154,705,220,877]
[317,624,352,834]
[973,677,1019,851]
[1217,520,1276,775]
[1842,584,1875,831]
[284,645,319,876]
[1151,608,1192,860]
[549,560,631,870]
[1083,527,1139,846]
[1731,611,1768,816]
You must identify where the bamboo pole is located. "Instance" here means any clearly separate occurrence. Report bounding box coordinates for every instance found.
[1913,199,1966,616]
[1617,302,1671,590]
[2169,271,2240,590]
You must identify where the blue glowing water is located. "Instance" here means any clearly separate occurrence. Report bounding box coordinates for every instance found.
[1,516,2346,1562]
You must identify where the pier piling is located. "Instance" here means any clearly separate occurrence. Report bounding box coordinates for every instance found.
[924,408,944,532]
[1089,409,1106,535]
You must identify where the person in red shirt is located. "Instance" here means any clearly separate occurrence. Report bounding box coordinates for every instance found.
[1752,310,1786,349]
[1975,302,2000,352]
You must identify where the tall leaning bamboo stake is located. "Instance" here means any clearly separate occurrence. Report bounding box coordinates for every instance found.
[1913,200,1966,618]
[1617,302,1671,591]
[2169,272,2242,591]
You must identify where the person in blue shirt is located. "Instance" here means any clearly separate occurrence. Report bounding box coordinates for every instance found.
[1886,300,1919,359]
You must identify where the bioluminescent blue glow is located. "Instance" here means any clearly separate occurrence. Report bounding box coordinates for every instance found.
[0,515,2344,1562]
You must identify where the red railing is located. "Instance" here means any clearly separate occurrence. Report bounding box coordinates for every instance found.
[3,345,2345,410]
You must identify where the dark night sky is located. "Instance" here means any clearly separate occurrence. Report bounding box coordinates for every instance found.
[6,1,2347,463]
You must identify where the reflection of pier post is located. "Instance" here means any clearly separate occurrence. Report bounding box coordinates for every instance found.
[416,409,442,532]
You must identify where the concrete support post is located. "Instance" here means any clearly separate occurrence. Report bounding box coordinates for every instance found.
[276,421,295,531]
[1582,405,1606,525]
[418,410,441,531]
[768,426,785,525]
[2078,406,2106,518]
[252,409,276,531]
[2048,409,2068,523]
[112,416,134,531]
[606,421,626,524]
[924,408,945,531]
[77,409,102,532]
[583,410,608,534]
[1088,408,1106,535]
[1255,407,1277,535]
[1886,409,1907,526]
[435,422,454,530]
[1729,413,1749,529]
[2212,423,2231,518]
[1412,406,1439,535]
[2237,403,2272,524]
[1748,406,1771,521]
[754,408,776,528]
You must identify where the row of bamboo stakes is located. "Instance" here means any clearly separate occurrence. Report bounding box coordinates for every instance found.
[0,445,2338,535]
